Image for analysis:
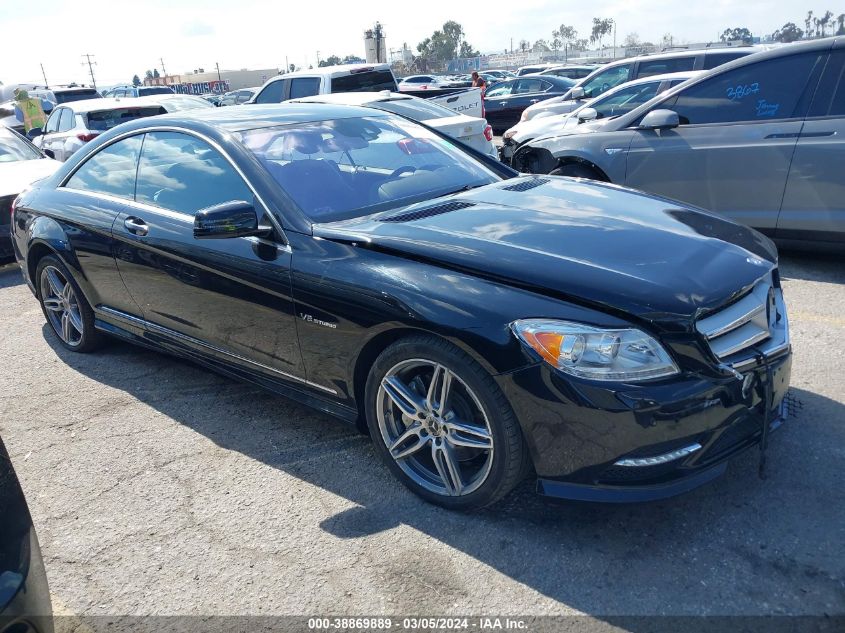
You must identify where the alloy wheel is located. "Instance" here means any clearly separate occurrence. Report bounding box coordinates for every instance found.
[376,359,495,497]
[40,265,84,347]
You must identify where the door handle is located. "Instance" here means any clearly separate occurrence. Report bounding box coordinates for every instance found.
[124,216,149,236]
[530,99,539,103]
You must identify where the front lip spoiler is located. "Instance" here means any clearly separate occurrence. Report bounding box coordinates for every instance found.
[536,462,728,503]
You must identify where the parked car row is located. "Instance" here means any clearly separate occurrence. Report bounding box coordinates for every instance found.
[507,36,845,251]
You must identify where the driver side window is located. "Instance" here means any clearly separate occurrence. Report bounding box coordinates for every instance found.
[44,109,62,133]
[485,83,513,98]
[135,131,253,215]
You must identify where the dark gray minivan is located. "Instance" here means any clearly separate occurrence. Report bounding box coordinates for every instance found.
[512,37,845,251]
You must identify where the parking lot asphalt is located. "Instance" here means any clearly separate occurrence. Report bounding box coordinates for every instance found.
[0,252,843,624]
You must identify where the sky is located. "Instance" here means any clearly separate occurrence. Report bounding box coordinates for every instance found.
[0,0,830,87]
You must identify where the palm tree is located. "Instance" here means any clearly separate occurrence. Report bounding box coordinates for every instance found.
[805,10,814,37]
[820,10,834,36]
[837,13,845,35]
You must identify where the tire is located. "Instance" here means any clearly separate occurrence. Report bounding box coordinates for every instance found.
[550,163,603,180]
[35,254,102,353]
[365,335,529,511]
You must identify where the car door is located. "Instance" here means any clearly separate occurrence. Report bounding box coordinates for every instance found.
[111,130,305,382]
[624,51,826,234]
[482,80,515,129]
[497,78,553,128]
[39,107,63,156]
[778,47,845,245]
[43,134,144,317]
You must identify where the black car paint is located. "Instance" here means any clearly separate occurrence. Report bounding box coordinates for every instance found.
[483,76,576,132]
[0,435,53,633]
[12,105,791,500]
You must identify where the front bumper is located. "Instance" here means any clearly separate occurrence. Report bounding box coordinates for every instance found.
[496,349,792,502]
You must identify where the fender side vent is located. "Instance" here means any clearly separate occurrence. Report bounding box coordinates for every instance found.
[382,201,475,222]
[501,177,550,192]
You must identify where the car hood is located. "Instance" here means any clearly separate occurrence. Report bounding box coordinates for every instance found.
[507,114,584,145]
[0,158,60,198]
[314,177,778,325]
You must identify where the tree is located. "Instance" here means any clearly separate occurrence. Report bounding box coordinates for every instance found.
[837,14,845,35]
[132,74,141,87]
[319,55,342,67]
[552,24,578,55]
[416,21,477,63]
[145,70,153,80]
[818,10,834,36]
[805,11,815,38]
[342,54,360,63]
[720,27,753,43]
[532,39,550,52]
[661,33,675,48]
[519,39,530,53]
[289,63,296,73]
[153,69,161,78]
[623,32,640,47]
[590,18,614,49]
[573,38,589,52]
[771,22,804,43]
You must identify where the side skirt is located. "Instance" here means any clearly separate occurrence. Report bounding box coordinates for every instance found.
[93,314,360,425]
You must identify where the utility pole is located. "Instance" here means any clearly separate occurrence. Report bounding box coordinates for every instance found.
[160,57,167,77]
[612,21,617,59]
[316,51,321,66]
[216,62,222,83]
[81,54,97,90]
[40,63,49,88]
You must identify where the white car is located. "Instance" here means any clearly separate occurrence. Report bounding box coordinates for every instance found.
[0,127,59,258]
[30,95,212,161]
[500,72,702,163]
[397,75,448,91]
[290,91,497,158]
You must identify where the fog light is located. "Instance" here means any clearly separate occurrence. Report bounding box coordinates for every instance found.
[614,443,702,467]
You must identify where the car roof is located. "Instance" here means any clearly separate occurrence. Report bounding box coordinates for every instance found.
[291,91,411,105]
[269,63,391,81]
[113,103,391,134]
[59,97,166,113]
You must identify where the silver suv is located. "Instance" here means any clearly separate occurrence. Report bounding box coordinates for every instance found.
[511,37,845,251]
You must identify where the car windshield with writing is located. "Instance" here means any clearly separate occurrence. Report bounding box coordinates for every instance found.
[239,115,498,222]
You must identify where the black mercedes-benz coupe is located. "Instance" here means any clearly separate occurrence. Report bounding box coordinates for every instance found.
[11,104,792,510]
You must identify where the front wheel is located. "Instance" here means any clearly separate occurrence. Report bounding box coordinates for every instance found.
[365,336,529,510]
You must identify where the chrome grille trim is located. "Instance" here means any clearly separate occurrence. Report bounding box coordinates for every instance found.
[696,273,788,364]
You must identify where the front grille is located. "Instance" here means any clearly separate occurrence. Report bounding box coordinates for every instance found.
[501,177,549,192]
[382,201,475,222]
[696,273,785,363]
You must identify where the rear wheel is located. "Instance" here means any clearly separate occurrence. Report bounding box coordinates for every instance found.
[550,163,603,180]
[36,255,102,353]
[365,336,528,510]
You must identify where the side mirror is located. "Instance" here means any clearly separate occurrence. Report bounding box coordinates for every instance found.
[569,87,586,100]
[193,200,269,239]
[577,107,598,123]
[27,127,43,139]
[639,109,680,131]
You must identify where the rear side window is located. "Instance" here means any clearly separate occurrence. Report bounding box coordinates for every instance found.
[808,51,845,117]
[58,108,75,132]
[65,135,142,199]
[140,87,174,96]
[514,79,550,93]
[331,70,397,93]
[85,107,164,131]
[135,131,252,214]
[290,78,321,99]
[667,53,825,124]
[637,56,695,78]
[255,80,286,104]
[702,51,749,70]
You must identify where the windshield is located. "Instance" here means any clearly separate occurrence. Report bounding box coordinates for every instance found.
[579,65,631,98]
[588,82,661,119]
[238,115,498,222]
[140,87,175,95]
[373,98,458,121]
[0,128,42,162]
[55,89,102,104]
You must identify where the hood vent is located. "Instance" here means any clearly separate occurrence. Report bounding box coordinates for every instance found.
[501,177,550,192]
[382,201,475,222]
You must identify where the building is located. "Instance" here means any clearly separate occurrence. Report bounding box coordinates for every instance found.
[364,23,387,63]
[144,67,279,94]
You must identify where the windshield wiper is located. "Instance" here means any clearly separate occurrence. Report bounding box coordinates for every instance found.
[434,184,485,199]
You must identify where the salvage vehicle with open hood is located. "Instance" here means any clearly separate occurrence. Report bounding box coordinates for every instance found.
[12,103,791,510]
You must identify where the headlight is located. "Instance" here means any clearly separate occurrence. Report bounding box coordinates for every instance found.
[503,129,516,140]
[511,319,679,381]
[520,110,531,122]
